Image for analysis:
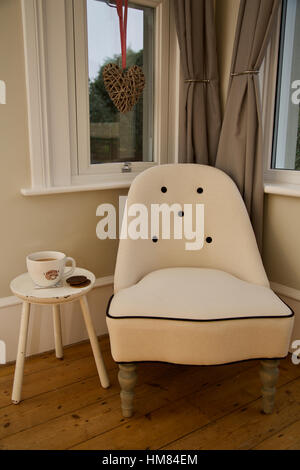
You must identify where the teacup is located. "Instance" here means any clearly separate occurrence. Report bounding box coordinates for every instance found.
[26,251,76,287]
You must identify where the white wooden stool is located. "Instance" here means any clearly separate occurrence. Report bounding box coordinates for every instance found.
[10,268,110,404]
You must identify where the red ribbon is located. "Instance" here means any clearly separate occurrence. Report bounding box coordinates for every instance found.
[116,0,128,69]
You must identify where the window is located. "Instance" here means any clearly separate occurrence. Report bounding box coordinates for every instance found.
[263,0,300,188]
[0,80,5,105]
[21,0,179,195]
[74,0,155,177]
[273,0,300,172]
[86,0,154,166]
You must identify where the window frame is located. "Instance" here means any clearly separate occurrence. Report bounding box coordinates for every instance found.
[262,0,300,192]
[0,80,6,105]
[72,0,155,178]
[21,0,180,195]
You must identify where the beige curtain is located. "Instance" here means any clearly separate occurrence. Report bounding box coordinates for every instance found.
[216,0,280,250]
[174,0,221,165]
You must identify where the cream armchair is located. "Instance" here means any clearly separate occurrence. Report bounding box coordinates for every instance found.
[106,164,294,417]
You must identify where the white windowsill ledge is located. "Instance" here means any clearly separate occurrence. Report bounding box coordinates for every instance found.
[264,182,300,198]
[21,180,300,198]
[21,177,135,196]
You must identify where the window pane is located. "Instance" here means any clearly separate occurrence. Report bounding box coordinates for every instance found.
[86,0,154,165]
[272,0,300,171]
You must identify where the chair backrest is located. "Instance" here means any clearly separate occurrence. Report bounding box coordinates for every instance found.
[114,164,269,292]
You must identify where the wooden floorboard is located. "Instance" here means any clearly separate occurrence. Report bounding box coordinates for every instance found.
[0,336,299,450]
[253,419,300,450]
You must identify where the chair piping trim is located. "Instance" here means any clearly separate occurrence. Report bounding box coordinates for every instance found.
[106,295,295,322]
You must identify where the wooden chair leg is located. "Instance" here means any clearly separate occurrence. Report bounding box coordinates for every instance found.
[118,363,137,418]
[12,302,31,404]
[52,304,63,359]
[260,359,280,414]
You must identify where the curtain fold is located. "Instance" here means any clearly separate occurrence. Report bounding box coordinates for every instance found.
[174,0,221,166]
[215,0,281,250]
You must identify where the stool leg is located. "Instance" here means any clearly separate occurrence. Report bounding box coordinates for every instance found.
[53,304,63,359]
[12,302,31,404]
[79,295,110,388]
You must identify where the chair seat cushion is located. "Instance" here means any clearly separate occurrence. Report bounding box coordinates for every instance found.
[108,268,292,321]
[106,268,294,365]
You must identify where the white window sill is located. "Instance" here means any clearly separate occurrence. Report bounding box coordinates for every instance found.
[21,173,300,197]
[22,180,300,197]
[21,175,136,196]
[264,182,300,198]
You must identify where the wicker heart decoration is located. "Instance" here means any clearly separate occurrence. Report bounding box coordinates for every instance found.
[103,63,146,113]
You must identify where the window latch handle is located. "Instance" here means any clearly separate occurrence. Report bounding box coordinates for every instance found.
[122,162,132,173]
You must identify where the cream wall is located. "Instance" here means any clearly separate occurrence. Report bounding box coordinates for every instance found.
[264,195,300,290]
[0,0,126,299]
